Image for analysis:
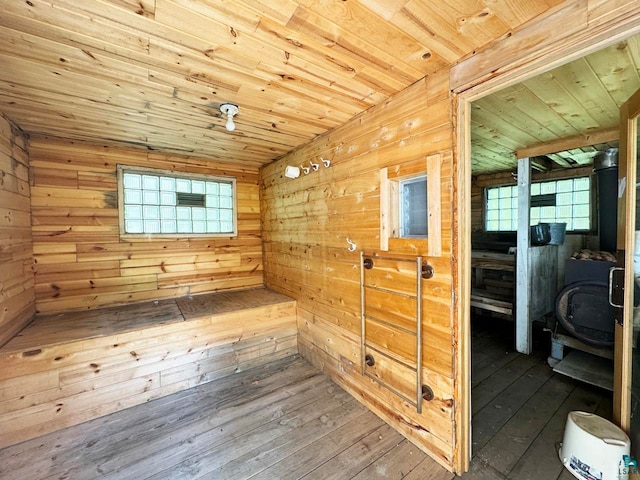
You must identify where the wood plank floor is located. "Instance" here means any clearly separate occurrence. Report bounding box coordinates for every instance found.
[0,355,453,480]
[462,315,613,480]
[0,316,612,479]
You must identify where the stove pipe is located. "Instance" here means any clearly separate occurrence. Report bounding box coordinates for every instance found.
[593,148,619,253]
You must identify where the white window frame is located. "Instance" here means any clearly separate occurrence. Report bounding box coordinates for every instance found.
[117,165,237,238]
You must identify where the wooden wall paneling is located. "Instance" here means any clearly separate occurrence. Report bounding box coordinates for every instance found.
[297,318,454,467]
[260,62,456,470]
[451,1,588,91]
[0,114,35,348]
[29,136,264,313]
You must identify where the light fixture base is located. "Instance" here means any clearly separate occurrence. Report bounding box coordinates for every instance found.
[220,103,238,117]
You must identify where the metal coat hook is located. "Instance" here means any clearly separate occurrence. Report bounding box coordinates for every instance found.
[321,157,331,167]
[301,165,310,174]
[346,237,357,252]
[310,161,319,171]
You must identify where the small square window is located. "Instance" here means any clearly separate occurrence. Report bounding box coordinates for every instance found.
[160,206,176,219]
[143,205,160,219]
[124,189,142,204]
[220,183,232,197]
[143,190,159,205]
[125,205,142,219]
[192,221,207,233]
[177,221,192,233]
[176,207,191,220]
[399,176,427,238]
[161,220,177,233]
[144,220,161,233]
[160,192,176,205]
[220,196,233,209]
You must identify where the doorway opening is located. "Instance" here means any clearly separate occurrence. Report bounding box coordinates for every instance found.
[458,28,640,478]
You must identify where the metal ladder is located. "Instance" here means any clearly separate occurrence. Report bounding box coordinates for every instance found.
[359,252,433,413]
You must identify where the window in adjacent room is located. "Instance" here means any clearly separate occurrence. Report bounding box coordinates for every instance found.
[484,176,592,232]
[117,165,237,237]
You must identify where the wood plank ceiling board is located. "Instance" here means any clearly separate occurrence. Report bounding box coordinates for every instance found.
[471,34,640,174]
[0,0,568,165]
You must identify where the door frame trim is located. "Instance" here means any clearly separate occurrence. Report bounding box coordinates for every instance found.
[614,88,640,429]
[452,3,640,473]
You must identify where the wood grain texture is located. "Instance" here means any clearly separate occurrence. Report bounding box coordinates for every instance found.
[0,288,297,450]
[29,136,264,313]
[459,2,640,175]
[0,355,454,480]
[260,74,457,470]
[0,114,36,349]
[0,0,565,167]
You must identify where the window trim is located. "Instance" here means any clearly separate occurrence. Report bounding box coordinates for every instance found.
[117,164,238,239]
[380,154,442,256]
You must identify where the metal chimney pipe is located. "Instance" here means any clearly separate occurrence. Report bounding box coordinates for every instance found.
[593,148,619,253]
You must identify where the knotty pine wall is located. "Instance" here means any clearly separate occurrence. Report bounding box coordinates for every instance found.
[0,114,35,347]
[29,136,263,314]
[260,72,456,468]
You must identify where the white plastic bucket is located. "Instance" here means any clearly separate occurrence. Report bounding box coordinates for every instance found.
[559,411,630,480]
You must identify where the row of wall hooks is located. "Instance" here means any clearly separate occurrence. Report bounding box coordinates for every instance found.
[284,157,331,179]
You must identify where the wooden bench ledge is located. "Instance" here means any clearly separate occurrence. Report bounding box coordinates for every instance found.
[0,288,295,355]
[0,287,298,450]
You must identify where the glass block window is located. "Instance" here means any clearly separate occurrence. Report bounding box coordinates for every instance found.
[118,166,236,236]
[399,175,428,237]
[485,185,518,232]
[485,176,592,232]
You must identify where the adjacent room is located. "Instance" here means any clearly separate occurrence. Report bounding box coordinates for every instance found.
[0,1,639,479]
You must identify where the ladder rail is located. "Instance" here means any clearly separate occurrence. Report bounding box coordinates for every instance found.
[360,252,427,414]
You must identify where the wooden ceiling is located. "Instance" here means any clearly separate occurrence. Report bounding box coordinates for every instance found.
[471,33,640,175]
[0,0,564,167]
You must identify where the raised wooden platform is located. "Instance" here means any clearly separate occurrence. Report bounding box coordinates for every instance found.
[0,288,297,450]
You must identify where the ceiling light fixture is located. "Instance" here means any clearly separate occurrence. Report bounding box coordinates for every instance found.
[219,103,238,131]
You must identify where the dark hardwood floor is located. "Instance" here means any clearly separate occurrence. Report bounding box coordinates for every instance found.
[0,317,612,479]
